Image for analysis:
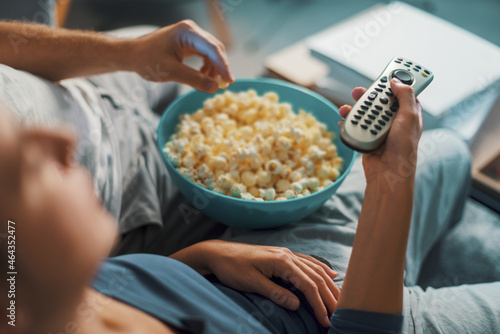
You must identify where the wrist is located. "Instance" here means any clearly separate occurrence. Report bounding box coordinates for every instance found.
[113,37,142,73]
[169,241,215,276]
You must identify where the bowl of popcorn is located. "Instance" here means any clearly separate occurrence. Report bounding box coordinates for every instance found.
[157,78,356,229]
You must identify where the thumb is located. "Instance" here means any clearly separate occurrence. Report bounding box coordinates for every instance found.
[170,63,218,93]
[250,274,301,310]
[390,78,417,114]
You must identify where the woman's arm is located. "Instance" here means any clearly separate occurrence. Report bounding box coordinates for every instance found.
[337,173,414,313]
[0,20,233,92]
[337,78,422,314]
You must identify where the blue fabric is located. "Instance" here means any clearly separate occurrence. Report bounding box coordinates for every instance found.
[92,254,403,334]
[92,254,272,334]
[329,309,403,334]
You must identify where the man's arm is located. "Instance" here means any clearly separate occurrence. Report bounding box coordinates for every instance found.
[0,20,233,92]
[0,21,129,81]
[336,79,422,314]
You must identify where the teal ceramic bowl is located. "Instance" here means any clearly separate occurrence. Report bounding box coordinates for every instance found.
[157,78,356,229]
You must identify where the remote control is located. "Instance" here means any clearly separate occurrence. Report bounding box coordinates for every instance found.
[339,57,434,153]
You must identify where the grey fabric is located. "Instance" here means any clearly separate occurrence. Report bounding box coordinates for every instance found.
[0,64,122,219]
[418,198,500,288]
[0,0,55,25]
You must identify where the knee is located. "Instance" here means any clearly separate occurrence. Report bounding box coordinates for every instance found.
[418,129,471,171]
[416,129,472,190]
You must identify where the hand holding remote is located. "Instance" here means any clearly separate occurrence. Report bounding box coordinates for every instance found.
[338,78,423,181]
[339,57,433,153]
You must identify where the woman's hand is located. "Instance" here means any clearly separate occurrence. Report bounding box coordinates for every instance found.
[338,78,423,181]
[130,20,234,93]
[170,240,340,328]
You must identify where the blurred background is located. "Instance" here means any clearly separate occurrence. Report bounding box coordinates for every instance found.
[62,0,500,78]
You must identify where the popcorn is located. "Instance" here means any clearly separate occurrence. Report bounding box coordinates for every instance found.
[217,76,230,89]
[257,170,272,187]
[212,156,228,170]
[165,89,343,201]
[198,164,210,179]
[290,181,303,194]
[261,188,276,201]
[275,179,291,193]
[284,189,296,199]
[230,183,247,198]
[241,170,257,187]
[307,177,320,189]
[217,173,232,189]
[265,159,282,175]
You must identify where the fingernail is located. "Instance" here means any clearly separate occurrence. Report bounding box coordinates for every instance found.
[324,316,331,327]
[392,77,401,84]
[286,297,299,309]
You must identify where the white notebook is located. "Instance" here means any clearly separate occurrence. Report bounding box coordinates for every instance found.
[306,2,500,118]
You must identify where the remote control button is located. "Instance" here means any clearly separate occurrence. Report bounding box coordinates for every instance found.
[380,97,389,104]
[406,61,413,65]
[413,67,420,72]
[351,120,358,125]
[378,84,386,88]
[357,110,366,115]
[354,115,362,120]
[375,105,383,110]
[368,92,378,100]
[364,119,372,125]
[392,69,414,85]
[397,57,403,61]
[424,69,431,74]
[361,105,369,110]
[416,65,422,69]
[370,129,378,135]
[374,125,382,130]
[404,63,411,67]
[361,124,368,129]
[371,109,380,115]
[368,114,376,120]
[385,110,393,117]
[364,101,373,106]
[390,104,399,112]
[375,87,383,92]
[378,120,386,126]
[382,115,390,121]
[395,60,402,64]
[381,76,388,83]
[422,72,428,77]
[386,90,394,97]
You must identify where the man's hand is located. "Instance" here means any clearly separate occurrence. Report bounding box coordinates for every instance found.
[338,78,423,180]
[0,20,234,91]
[170,240,340,328]
[129,20,234,93]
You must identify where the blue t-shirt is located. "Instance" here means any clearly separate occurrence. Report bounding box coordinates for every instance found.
[92,254,403,333]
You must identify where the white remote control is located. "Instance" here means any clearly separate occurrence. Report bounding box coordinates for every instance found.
[339,57,434,153]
